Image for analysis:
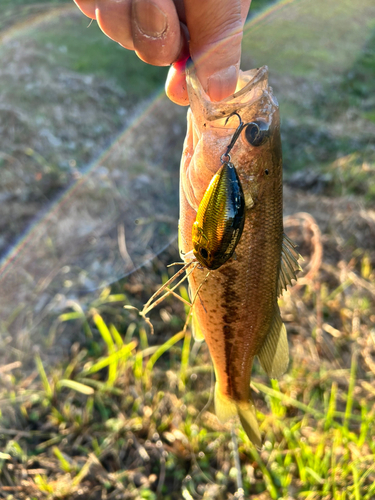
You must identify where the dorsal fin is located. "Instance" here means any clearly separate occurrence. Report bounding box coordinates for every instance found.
[257,309,289,378]
[277,233,303,296]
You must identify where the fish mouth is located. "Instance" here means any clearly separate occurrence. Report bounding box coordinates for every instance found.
[186,64,271,124]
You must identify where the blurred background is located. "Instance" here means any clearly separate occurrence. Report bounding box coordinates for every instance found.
[0,0,375,498]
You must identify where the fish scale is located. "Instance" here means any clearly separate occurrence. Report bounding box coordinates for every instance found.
[179,65,301,447]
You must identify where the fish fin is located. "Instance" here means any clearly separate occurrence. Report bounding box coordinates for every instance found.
[277,233,303,296]
[244,191,254,209]
[215,383,237,422]
[257,309,289,378]
[192,313,205,342]
[237,401,262,450]
[215,384,262,449]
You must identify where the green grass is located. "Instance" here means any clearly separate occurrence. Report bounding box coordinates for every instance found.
[5,11,168,99]
[0,0,70,33]
[242,0,375,175]
[1,241,375,499]
[243,0,375,79]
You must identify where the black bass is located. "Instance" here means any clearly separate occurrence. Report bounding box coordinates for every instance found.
[179,65,301,447]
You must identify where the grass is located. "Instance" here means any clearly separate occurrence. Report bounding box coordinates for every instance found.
[0,9,168,100]
[1,235,375,498]
[0,0,71,34]
[242,0,375,177]
[30,14,169,100]
[243,0,375,80]
[1,0,375,498]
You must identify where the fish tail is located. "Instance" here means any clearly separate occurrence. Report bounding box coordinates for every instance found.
[237,401,262,450]
[214,383,262,449]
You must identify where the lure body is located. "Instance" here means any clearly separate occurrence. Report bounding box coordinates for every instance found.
[179,66,301,447]
[192,162,245,270]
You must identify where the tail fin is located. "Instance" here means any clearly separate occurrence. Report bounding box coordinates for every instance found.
[214,383,262,449]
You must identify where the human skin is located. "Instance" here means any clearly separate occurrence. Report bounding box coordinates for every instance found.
[73,0,251,105]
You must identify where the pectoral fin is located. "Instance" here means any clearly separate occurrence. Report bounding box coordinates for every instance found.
[244,191,255,209]
[277,233,303,296]
[258,310,289,378]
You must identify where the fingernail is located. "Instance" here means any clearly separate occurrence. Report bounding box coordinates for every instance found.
[207,65,238,102]
[133,0,167,38]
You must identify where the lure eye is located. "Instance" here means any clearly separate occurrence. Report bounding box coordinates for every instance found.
[244,120,269,147]
[199,248,209,259]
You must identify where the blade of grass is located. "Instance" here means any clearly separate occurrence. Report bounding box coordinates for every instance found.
[91,293,127,307]
[124,322,137,344]
[133,351,144,381]
[35,355,52,399]
[250,446,279,500]
[53,446,72,473]
[179,284,191,316]
[72,453,101,487]
[79,341,137,377]
[351,462,361,500]
[63,349,87,380]
[56,379,94,395]
[93,312,114,351]
[358,402,370,448]
[110,324,124,349]
[78,378,123,395]
[36,435,64,451]
[62,301,92,338]
[143,331,185,389]
[34,475,54,494]
[139,326,148,350]
[253,381,362,422]
[344,350,358,431]
[305,466,324,485]
[253,382,323,420]
[325,381,338,431]
[179,329,191,391]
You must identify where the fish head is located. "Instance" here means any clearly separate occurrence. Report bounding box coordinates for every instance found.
[183,65,281,202]
[180,65,282,256]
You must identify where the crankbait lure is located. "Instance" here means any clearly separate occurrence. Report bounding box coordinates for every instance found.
[192,112,263,270]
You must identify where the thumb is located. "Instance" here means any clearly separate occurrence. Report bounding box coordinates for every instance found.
[184,0,250,101]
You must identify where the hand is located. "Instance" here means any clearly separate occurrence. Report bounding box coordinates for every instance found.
[73,0,251,105]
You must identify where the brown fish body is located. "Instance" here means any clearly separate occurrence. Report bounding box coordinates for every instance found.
[179,67,300,445]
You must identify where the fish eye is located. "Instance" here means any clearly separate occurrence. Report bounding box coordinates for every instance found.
[199,248,208,259]
[244,120,269,147]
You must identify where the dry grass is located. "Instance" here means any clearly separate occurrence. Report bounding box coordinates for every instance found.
[1,1,375,499]
[1,187,375,499]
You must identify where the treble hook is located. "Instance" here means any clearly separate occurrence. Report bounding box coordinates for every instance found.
[220,111,261,164]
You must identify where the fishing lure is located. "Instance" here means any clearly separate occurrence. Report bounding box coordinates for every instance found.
[192,112,263,270]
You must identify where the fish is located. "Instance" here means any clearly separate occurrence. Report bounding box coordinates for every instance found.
[178,65,302,447]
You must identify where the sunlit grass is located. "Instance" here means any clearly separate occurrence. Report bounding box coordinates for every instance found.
[28,12,168,99]
[1,241,375,498]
